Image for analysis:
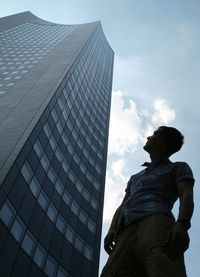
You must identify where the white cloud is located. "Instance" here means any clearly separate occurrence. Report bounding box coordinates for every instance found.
[111,159,125,178]
[108,90,142,155]
[144,125,154,141]
[103,171,126,222]
[152,99,176,125]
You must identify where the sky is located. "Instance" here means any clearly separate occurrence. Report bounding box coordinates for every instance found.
[1,1,200,276]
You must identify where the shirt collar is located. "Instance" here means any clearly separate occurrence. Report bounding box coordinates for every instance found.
[141,158,170,168]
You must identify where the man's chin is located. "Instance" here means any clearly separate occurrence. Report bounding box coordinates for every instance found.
[143,144,149,152]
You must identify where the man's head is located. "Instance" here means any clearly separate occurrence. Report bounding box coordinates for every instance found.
[144,126,184,158]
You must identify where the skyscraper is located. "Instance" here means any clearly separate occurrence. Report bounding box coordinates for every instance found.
[0,11,114,277]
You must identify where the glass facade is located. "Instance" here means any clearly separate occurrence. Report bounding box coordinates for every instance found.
[0,20,76,95]
[0,12,114,277]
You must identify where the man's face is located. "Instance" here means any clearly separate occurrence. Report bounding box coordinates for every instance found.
[143,128,165,153]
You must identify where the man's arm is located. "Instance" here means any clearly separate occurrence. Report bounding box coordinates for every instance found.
[167,179,194,259]
[104,190,130,255]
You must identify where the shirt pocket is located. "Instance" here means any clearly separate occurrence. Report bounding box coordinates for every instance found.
[151,167,172,181]
[157,166,173,176]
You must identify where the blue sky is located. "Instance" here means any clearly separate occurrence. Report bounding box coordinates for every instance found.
[1,1,200,276]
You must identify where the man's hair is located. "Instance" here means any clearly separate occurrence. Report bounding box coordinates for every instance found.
[159,126,184,157]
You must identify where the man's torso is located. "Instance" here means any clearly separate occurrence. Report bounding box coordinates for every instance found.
[117,159,194,230]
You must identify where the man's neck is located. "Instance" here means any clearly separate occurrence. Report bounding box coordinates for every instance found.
[149,152,167,163]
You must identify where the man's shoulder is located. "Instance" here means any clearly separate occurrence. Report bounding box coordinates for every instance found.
[165,160,191,168]
[170,161,194,183]
[172,161,191,169]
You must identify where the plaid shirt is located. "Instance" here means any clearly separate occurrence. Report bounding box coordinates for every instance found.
[117,158,194,231]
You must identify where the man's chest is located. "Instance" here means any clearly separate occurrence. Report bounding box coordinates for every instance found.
[128,163,175,194]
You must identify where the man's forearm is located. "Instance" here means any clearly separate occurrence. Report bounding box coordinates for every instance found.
[104,206,123,254]
[178,191,194,221]
[109,206,122,231]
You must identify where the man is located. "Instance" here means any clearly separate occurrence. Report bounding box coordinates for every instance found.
[101,126,194,277]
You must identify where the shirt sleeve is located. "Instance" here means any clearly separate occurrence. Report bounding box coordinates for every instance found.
[174,162,195,185]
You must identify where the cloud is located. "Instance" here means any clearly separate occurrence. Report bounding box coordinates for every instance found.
[103,169,126,222]
[108,90,142,155]
[111,159,125,178]
[152,99,176,125]
[108,92,176,156]
[144,125,154,141]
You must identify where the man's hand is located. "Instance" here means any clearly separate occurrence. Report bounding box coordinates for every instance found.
[104,229,118,255]
[166,222,190,260]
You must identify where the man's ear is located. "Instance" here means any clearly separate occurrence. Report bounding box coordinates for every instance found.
[160,137,168,155]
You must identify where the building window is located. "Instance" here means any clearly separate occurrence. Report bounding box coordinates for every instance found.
[91,198,98,210]
[62,191,71,206]
[76,118,81,128]
[77,139,83,150]
[61,132,68,145]
[67,120,73,131]
[94,179,100,191]
[33,139,43,158]
[57,266,68,277]
[67,143,74,155]
[95,164,102,174]
[62,109,68,121]
[86,171,93,183]
[83,148,89,159]
[21,161,33,183]
[89,156,95,166]
[68,170,76,183]
[79,211,87,225]
[44,256,57,277]
[80,162,86,174]
[84,244,93,261]
[71,201,79,216]
[55,178,64,196]
[62,159,69,173]
[75,179,83,193]
[38,191,49,211]
[83,190,90,202]
[30,176,40,198]
[47,167,56,183]
[33,244,46,269]
[73,153,80,165]
[47,203,57,223]
[86,136,91,145]
[22,230,36,256]
[65,225,75,243]
[0,200,16,228]
[43,122,51,138]
[58,98,64,111]
[72,129,78,141]
[41,153,49,171]
[49,136,57,151]
[56,215,66,234]
[51,109,58,123]
[56,121,63,135]
[55,149,63,162]
[10,216,26,243]
[88,219,96,233]
[97,151,103,160]
[74,235,84,253]
[63,88,68,100]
